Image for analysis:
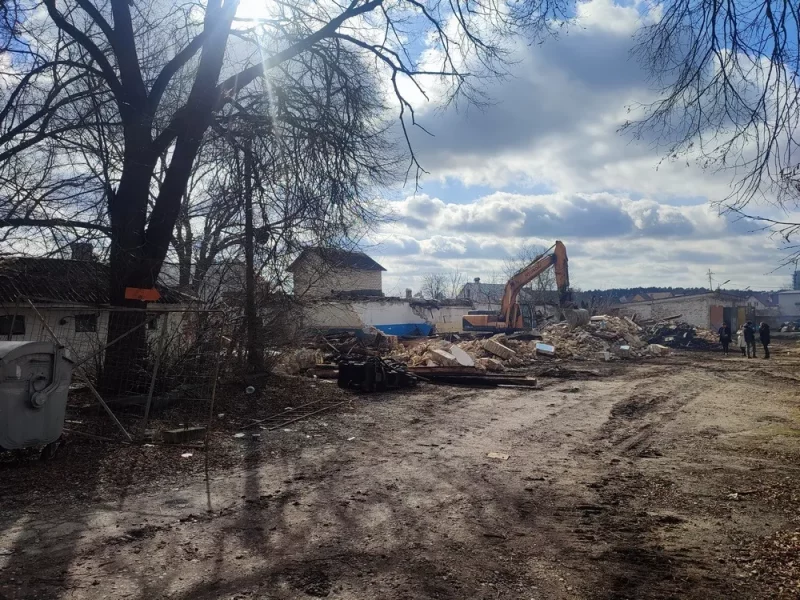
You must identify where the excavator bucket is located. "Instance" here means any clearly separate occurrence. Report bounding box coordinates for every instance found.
[564,308,590,329]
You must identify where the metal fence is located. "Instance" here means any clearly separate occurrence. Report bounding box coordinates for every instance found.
[0,301,224,446]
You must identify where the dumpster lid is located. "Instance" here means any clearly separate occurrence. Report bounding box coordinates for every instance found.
[0,341,71,363]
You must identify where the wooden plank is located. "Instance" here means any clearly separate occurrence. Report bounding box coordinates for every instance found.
[408,366,529,378]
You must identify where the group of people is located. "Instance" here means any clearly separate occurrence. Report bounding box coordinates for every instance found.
[718,321,771,358]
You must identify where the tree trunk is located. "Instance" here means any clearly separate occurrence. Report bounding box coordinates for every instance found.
[100,242,154,395]
[100,147,158,395]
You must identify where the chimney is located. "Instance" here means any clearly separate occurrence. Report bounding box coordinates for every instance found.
[405,288,412,299]
[70,242,94,261]
[474,277,481,283]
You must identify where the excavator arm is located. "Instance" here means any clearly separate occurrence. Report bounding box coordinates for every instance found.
[499,241,570,328]
[463,240,582,332]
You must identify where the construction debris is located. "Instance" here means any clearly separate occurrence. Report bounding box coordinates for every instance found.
[449,345,476,367]
[648,344,671,357]
[287,315,719,389]
[276,349,323,375]
[487,452,510,460]
[646,321,717,349]
[476,357,505,372]
[429,348,461,367]
[337,357,417,392]
[407,366,537,388]
[535,343,555,356]
[483,338,516,360]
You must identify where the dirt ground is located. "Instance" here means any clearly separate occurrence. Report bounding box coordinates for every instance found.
[3,344,800,599]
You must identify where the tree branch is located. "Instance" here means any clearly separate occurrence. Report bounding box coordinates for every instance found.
[0,217,112,234]
[110,0,148,108]
[148,31,208,113]
[42,0,123,100]
[213,0,384,108]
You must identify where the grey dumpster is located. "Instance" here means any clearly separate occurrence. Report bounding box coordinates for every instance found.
[0,342,74,450]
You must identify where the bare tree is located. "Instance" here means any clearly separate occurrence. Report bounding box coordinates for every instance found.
[627,0,800,262]
[0,0,568,293]
[445,269,466,299]
[0,0,568,387]
[420,273,447,300]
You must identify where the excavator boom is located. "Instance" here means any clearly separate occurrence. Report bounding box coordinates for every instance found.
[463,240,578,332]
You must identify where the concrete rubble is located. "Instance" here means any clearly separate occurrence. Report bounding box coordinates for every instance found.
[476,357,505,372]
[429,348,460,367]
[275,349,324,375]
[300,316,716,379]
[482,338,516,360]
[384,315,654,368]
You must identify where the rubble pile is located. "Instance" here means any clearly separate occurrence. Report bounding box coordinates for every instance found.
[284,315,719,377]
[275,349,324,375]
[536,315,651,360]
[391,314,657,367]
[645,321,718,349]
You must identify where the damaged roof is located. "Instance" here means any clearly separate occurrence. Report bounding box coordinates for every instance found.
[287,247,386,272]
[458,282,539,304]
[0,257,189,305]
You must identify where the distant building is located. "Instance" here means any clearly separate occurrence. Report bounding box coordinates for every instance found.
[746,293,779,311]
[617,292,749,330]
[287,247,386,298]
[794,270,800,291]
[777,291,800,320]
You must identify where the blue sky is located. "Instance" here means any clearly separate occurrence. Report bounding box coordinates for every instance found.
[363,0,799,295]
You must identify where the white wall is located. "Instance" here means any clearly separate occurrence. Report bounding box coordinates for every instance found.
[778,292,800,318]
[302,302,365,331]
[0,305,190,372]
[300,299,474,333]
[410,303,474,333]
[292,254,382,297]
[618,295,742,329]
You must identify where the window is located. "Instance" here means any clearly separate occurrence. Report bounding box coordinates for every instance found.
[147,315,159,330]
[0,315,25,336]
[75,314,97,333]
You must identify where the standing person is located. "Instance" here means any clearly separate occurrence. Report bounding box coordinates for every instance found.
[743,321,757,358]
[759,322,771,359]
[737,327,747,356]
[718,322,732,356]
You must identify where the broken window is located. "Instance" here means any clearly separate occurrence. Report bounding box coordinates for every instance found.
[0,315,25,335]
[75,314,98,333]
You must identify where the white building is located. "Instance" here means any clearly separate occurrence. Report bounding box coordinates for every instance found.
[777,291,800,319]
[0,254,191,369]
[617,292,749,330]
[288,247,385,298]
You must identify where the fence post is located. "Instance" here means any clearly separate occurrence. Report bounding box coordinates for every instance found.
[142,312,170,434]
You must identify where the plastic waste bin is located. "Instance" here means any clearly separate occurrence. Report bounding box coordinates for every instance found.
[0,342,74,450]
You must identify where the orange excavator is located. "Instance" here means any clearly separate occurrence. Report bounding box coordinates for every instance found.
[462,241,588,333]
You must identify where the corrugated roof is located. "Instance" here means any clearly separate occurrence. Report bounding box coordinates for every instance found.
[287,248,386,272]
[0,257,188,305]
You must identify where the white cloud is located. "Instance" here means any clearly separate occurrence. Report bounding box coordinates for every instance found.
[366,0,796,295]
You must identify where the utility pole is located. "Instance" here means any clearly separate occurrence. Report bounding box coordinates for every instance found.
[707,268,714,291]
[243,141,262,372]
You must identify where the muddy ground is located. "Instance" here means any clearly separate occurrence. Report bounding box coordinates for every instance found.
[2,345,800,599]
